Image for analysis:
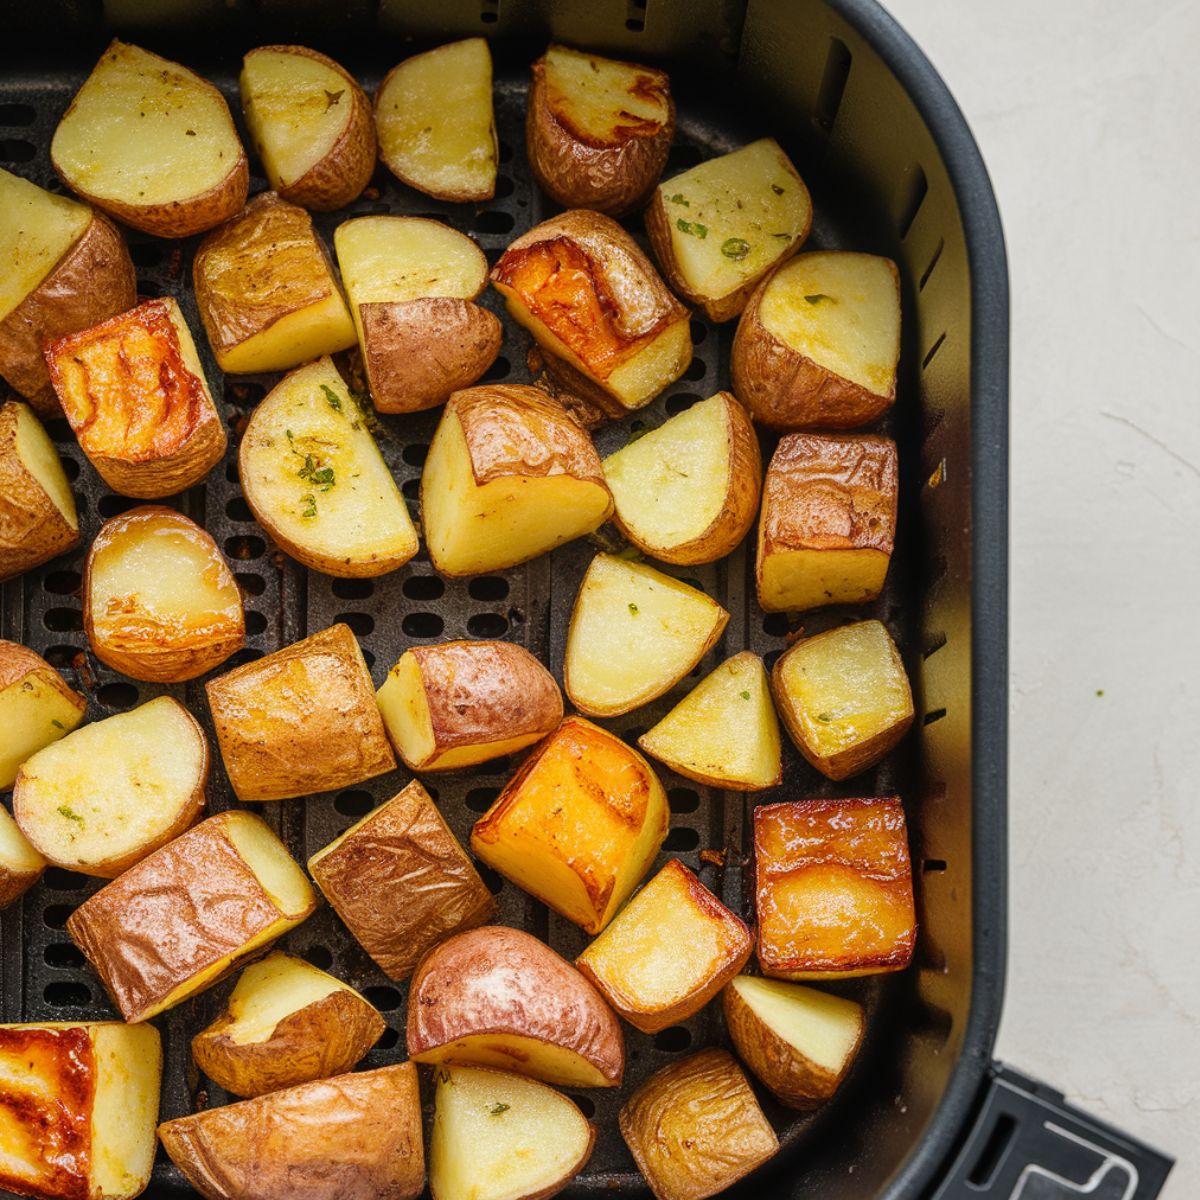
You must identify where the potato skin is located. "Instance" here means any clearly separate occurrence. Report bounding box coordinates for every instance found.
[0,211,136,417]
[159,1064,424,1200]
[361,297,502,413]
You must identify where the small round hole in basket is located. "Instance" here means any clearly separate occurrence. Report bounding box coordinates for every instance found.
[243,610,268,636]
[43,645,78,669]
[43,607,82,633]
[225,535,265,561]
[402,443,428,467]
[653,1026,692,1052]
[682,358,707,382]
[43,867,88,891]
[332,578,374,600]
[45,419,73,444]
[377,1027,401,1050]
[663,826,700,851]
[0,103,36,126]
[474,210,515,235]
[334,790,375,818]
[129,242,166,268]
[236,572,266,597]
[225,495,254,523]
[403,612,443,639]
[481,355,511,382]
[0,138,36,163]
[476,863,505,894]
[336,612,375,638]
[494,174,515,198]
[303,945,334,970]
[42,569,81,596]
[96,681,139,711]
[570,1095,597,1118]
[763,649,783,672]
[402,575,444,602]
[401,477,420,500]
[43,904,73,929]
[363,985,402,1011]
[467,612,508,639]
[44,980,91,1007]
[665,392,703,416]
[668,788,700,814]
[44,944,85,969]
[472,755,511,776]
[690,320,708,344]
[762,612,790,637]
[61,457,80,481]
[465,787,501,813]
[468,576,509,602]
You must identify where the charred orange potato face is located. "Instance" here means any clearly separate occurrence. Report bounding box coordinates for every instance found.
[471,716,669,935]
[45,297,226,498]
[754,796,916,979]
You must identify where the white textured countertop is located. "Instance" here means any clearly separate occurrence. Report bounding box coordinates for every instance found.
[885,0,1199,1192]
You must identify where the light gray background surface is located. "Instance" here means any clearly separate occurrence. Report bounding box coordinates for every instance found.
[885,1,1199,1193]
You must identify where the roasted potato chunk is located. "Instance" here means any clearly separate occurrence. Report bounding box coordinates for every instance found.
[639,652,781,790]
[193,192,357,374]
[206,622,396,802]
[602,392,762,565]
[45,297,226,499]
[68,810,316,1022]
[421,385,613,577]
[0,170,135,416]
[0,1021,161,1200]
[732,252,901,429]
[526,44,673,215]
[755,796,916,978]
[14,695,207,878]
[83,506,245,683]
[576,859,751,1033]
[51,40,248,237]
[646,138,812,322]
[238,357,419,577]
[564,554,728,718]
[0,805,46,911]
[192,951,385,1098]
[756,431,898,612]
[240,45,376,211]
[491,211,691,417]
[471,716,668,934]
[375,38,497,202]
[619,1048,778,1200]
[376,641,562,772]
[309,779,496,981]
[0,639,86,790]
[408,926,625,1088]
[772,620,914,780]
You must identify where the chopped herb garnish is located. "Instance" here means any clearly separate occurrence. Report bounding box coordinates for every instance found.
[1095,688,1105,697]
[805,293,834,305]
[772,232,791,239]
[489,1103,510,1116]
[300,493,318,519]
[320,384,343,413]
[50,719,65,730]
[615,545,645,562]
[668,193,689,206]
[721,237,751,260]
[628,603,639,615]
[185,129,196,136]
[816,712,834,723]
[740,690,751,700]
[57,805,83,824]
[770,183,785,195]
[676,218,708,239]
[324,89,345,109]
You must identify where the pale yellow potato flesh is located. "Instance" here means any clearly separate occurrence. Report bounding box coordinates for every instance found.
[542,44,670,140]
[14,400,78,532]
[225,293,356,375]
[0,806,46,886]
[223,811,315,917]
[759,547,890,614]
[414,1034,614,1090]
[0,671,85,791]
[216,952,350,1046]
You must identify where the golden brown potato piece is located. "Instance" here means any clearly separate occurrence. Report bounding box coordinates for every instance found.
[14,696,208,878]
[0,169,136,416]
[67,810,316,1022]
[421,385,613,577]
[0,639,86,791]
[45,297,226,499]
[192,951,385,1098]
[0,1021,161,1200]
[408,926,625,1088]
[490,211,691,417]
[722,975,865,1109]
[430,1065,595,1200]
[159,1064,424,1200]
[193,192,356,374]
[772,620,913,780]
[646,138,811,323]
[206,622,395,802]
[526,44,673,215]
[638,652,781,790]
[308,779,495,981]
[756,431,898,612]
[732,252,901,428]
[0,805,46,911]
[619,1048,778,1200]
[602,392,761,565]
[241,45,376,211]
[83,506,245,683]
[375,39,497,202]
[0,400,79,582]
[471,716,668,935]
[51,40,248,238]
[755,796,915,979]
[576,859,751,1034]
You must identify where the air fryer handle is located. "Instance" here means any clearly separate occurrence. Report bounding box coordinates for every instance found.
[932,1065,1173,1198]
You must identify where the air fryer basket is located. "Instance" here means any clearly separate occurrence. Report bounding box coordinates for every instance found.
[0,2,1173,1198]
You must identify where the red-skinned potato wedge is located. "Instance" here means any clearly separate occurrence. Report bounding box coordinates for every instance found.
[377,641,563,772]
[471,716,669,935]
[0,401,79,582]
[490,210,692,417]
[206,622,395,802]
[421,385,613,577]
[45,297,226,499]
[51,40,248,238]
[732,252,901,429]
[67,810,316,1022]
[0,806,46,911]
[756,431,898,612]
[83,506,245,683]
[0,169,136,416]
[576,860,751,1034]
[754,796,916,979]
[408,925,625,1089]
[14,696,207,878]
[430,1065,596,1200]
[308,780,496,981]
[619,1048,779,1200]
[602,392,761,565]
[240,46,376,211]
[191,951,385,1098]
[526,44,673,216]
[0,1021,162,1200]
[0,639,87,790]
[722,975,865,1109]
[159,1064,424,1200]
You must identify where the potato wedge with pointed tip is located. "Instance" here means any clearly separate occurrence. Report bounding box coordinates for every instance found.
[0,639,86,791]
[0,805,46,910]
